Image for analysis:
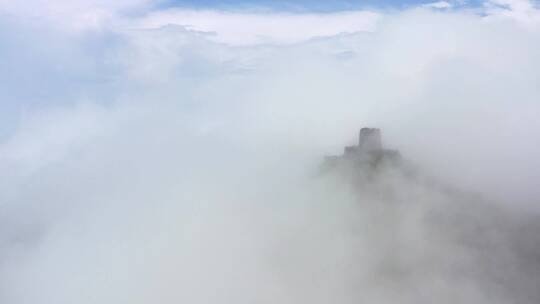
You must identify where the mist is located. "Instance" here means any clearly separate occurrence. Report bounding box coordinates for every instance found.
[1,1,540,303]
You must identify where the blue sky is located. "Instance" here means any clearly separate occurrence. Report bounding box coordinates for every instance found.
[160,0,480,11]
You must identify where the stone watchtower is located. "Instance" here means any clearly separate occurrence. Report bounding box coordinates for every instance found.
[322,127,401,171]
[359,128,382,151]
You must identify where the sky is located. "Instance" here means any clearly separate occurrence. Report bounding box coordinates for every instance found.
[1,1,540,304]
[159,0,475,11]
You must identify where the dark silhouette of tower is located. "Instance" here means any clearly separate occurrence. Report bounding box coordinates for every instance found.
[359,128,382,151]
[322,127,400,172]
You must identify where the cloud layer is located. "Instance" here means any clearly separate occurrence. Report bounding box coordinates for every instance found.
[1,1,540,303]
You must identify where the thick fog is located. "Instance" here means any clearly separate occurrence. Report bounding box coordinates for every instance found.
[1,1,540,303]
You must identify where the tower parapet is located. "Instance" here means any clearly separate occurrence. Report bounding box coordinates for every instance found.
[322,127,400,172]
[359,128,382,151]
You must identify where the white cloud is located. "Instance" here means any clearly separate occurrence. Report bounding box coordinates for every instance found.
[0,0,151,30]
[133,9,381,45]
[423,1,454,9]
[484,0,540,25]
[2,2,540,304]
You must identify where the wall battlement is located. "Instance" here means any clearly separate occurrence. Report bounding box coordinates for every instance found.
[359,128,382,151]
[322,127,400,171]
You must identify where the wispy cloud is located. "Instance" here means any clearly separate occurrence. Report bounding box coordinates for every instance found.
[484,0,540,25]
[423,1,454,9]
[1,1,540,303]
[132,9,380,45]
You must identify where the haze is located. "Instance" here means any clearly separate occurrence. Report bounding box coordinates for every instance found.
[1,1,539,303]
